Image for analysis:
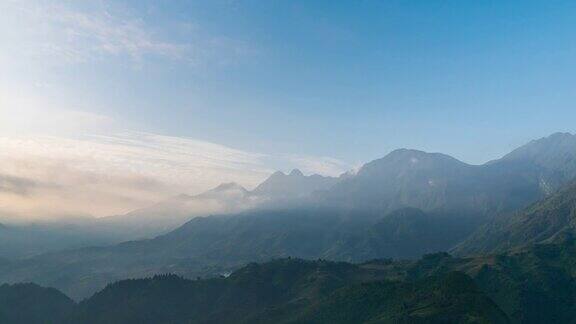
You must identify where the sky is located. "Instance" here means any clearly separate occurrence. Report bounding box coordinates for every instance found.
[1,0,576,219]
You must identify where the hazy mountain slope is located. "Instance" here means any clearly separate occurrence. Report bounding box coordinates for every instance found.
[454,181,576,255]
[93,171,337,240]
[95,182,255,239]
[329,208,482,260]
[0,222,121,259]
[0,283,74,324]
[9,240,576,323]
[0,210,354,300]
[158,207,477,262]
[0,208,475,300]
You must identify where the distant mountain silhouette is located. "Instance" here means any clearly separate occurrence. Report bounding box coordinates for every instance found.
[94,171,339,240]
[78,133,576,242]
[252,169,338,198]
[96,182,255,239]
[320,148,545,217]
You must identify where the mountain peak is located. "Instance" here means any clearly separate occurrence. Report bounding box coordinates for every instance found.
[385,148,458,160]
[212,182,247,192]
[510,132,576,152]
[499,132,576,177]
[388,148,426,155]
[193,182,249,199]
[289,169,304,177]
[358,149,466,176]
[252,168,337,198]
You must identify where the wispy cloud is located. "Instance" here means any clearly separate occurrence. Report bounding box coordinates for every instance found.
[0,132,271,219]
[0,132,354,220]
[0,0,253,67]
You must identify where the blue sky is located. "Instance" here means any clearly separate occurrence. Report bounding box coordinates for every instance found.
[86,0,576,163]
[1,0,576,217]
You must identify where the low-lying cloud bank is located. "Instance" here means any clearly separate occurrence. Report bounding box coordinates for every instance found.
[0,132,351,221]
[0,132,269,219]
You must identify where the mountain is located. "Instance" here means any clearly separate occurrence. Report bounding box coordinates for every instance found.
[0,207,476,300]
[94,171,338,240]
[95,182,254,239]
[320,148,545,216]
[0,209,364,300]
[252,169,339,199]
[2,132,576,300]
[0,283,74,324]
[38,132,576,246]
[320,133,576,216]
[454,180,576,255]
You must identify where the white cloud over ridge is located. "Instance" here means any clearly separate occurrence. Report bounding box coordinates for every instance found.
[0,132,273,219]
[0,132,352,220]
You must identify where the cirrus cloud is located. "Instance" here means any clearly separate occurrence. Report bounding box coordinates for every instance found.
[0,0,253,68]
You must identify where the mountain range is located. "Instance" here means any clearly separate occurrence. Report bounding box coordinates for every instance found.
[2,132,576,301]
